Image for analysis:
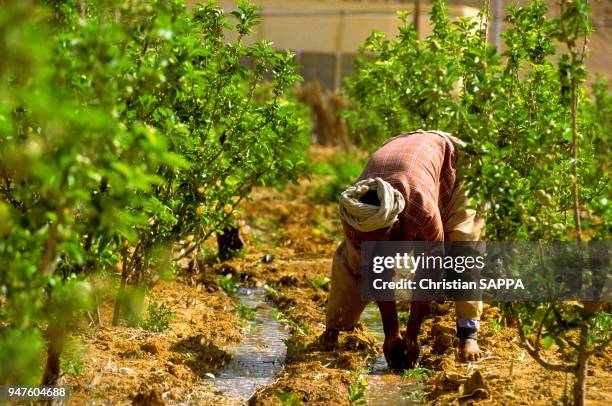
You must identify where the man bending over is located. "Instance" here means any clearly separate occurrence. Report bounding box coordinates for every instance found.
[318,130,484,369]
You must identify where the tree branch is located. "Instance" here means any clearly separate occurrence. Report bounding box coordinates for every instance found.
[512,305,574,373]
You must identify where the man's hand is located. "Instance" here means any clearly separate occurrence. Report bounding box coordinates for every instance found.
[382,333,404,370]
[384,300,427,370]
[382,333,403,356]
[402,335,420,369]
[383,333,420,370]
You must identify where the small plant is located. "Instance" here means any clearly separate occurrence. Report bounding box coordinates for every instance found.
[348,369,368,405]
[490,319,502,333]
[272,310,310,335]
[139,303,176,332]
[402,389,427,402]
[60,348,85,377]
[295,320,310,335]
[233,304,257,321]
[275,390,303,406]
[217,274,240,296]
[401,367,432,380]
[264,284,284,300]
[309,276,331,289]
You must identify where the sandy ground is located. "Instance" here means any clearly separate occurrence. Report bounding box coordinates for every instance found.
[61,147,611,405]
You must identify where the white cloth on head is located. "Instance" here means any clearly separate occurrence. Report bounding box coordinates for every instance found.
[339,177,405,232]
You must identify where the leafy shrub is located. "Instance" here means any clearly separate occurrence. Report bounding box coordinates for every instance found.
[344,0,609,241]
[308,151,366,203]
[0,0,307,385]
[344,1,609,404]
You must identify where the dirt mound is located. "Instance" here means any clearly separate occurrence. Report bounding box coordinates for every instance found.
[132,384,165,406]
[462,370,490,400]
[63,277,241,404]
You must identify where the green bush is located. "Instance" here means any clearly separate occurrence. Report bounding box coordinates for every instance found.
[308,151,366,203]
[0,0,307,385]
[344,0,609,240]
[344,1,609,404]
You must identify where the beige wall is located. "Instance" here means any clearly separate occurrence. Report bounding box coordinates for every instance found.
[195,0,479,53]
[187,0,610,84]
[185,0,480,88]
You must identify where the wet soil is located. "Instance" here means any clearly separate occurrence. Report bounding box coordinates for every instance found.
[63,146,611,405]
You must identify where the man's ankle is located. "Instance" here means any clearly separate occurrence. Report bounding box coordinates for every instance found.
[316,328,339,351]
[324,328,339,336]
[321,328,339,343]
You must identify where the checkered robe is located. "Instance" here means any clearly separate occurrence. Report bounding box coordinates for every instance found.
[342,131,459,245]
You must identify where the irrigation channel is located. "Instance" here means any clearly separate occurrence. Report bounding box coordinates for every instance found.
[209,287,288,403]
[209,288,424,404]
[361,303,425,405]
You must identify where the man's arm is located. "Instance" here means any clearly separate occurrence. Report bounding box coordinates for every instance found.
[377,300,407,369]
[377,300,400,339]
[406,301,430,339]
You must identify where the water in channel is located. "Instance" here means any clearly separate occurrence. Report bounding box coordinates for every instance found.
[209,290,424,405]
[210,287,289,402]
[361,303,426,405]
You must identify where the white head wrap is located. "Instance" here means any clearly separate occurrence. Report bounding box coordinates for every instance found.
[339,177,405,232]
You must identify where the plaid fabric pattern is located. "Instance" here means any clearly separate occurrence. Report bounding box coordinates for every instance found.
[343,131,458,245]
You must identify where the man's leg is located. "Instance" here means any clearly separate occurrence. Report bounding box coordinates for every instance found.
[443,183,485,360]
[456,301,483,361]
[320,240,368,350]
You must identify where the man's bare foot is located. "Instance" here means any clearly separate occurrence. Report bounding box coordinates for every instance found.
[460,338,482,362]
[315,328,339,351]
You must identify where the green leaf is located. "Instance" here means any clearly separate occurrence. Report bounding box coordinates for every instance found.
[542,335,554,349]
